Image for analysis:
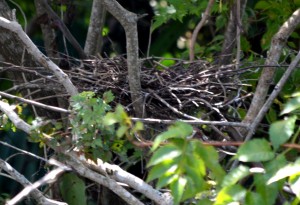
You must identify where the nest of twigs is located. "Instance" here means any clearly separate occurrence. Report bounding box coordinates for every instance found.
[67,57,248,120]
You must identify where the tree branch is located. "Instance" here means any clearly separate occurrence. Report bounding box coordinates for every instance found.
[0,159,67,205]
[242,9,300,135]
[84,0,106,56]
[102,0,144,117]
[244,49,300,141]
[0,17,78,96]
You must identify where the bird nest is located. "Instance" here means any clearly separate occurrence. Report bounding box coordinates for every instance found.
[67,57,249,120]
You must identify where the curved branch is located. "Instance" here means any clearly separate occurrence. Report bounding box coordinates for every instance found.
[189,0,214,61]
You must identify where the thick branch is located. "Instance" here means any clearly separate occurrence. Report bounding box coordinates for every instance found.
[0,17,78,96]
[84,0,106,56]
[65,153,144,205]
[78,155,173,205]
[242,9,300,135]
[102,0,144,117]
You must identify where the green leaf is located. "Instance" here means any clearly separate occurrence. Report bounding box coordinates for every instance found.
[103,112,118,126]
[245,191,264,205]
[194,141,225,182]
[157,173,179,189]
[59,173,87,205]
[221,165,250,188]
[289,174,300,199]
[116,125,128,138]
[102,90,114,103]
[255,1,271,9]
[267,158,300,184]
[215,184,246,205]
[254,174,279,205]
[148,145,182,166]
[171,177,187,205]
[152,122,193,151]
[281,96,300,114]
[269,116,296,150]
[147,161,178,182]
[235,139,275,162]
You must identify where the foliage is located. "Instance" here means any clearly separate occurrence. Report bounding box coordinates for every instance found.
[146,92,300,204]
[59,173,87,205]
[69,91,142,162]
[152,0,208,31]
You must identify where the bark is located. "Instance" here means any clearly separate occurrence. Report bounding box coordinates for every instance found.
[218,0,247,65]
[34,0,60,64]
[84,0,106,56]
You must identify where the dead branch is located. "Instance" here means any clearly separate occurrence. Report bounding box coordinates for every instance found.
[7,167,69,205]
[0,91,70,113]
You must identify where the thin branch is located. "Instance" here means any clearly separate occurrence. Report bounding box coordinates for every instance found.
[0,141,46,162]
[0,17,78,96]
[39,0,87,59]
[131,117,249,127]
[0,91,70,113]
[189,0,214,61]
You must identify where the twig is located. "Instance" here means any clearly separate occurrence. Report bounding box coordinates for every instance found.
[0,91,70,113]
[189,0,214,61]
